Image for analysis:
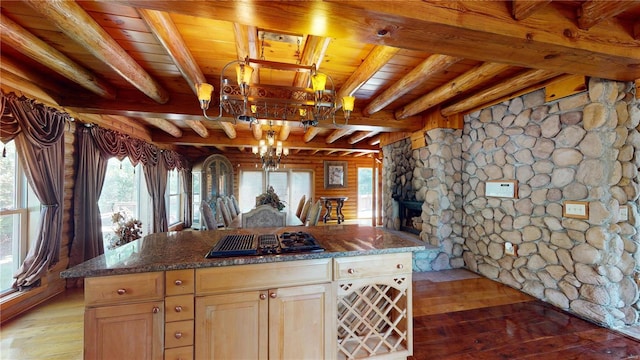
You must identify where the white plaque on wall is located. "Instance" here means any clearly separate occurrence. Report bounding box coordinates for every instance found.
[485,180,518,198]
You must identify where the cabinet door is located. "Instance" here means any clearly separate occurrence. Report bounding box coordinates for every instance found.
[269,283,334,360]
[195,291,268,360]
[85,301,164,360]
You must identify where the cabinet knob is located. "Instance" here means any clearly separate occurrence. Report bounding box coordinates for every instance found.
[396,264,404,269]
[152,306,159,314]
[347,268,355,274]
[269,292,277,299]
[174,306,182,312]
[117,288,126,295]
[174,331,183,339]
[259,293,267,300]
[174,279,183,286]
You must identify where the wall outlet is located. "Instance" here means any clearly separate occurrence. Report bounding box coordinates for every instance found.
[504,242,517,256]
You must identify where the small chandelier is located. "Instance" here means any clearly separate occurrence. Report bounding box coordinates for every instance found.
[196,57,355,128]
[251,122,289,172]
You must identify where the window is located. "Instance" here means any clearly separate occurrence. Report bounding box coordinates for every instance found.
[358,167,373,219]
[192,172,201,229]
[99,157,149,251]
[167,169,182,226]
[0,141,39,295]
[238,170,312,213]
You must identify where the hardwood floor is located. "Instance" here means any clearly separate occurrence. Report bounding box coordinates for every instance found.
[1,269,638,359]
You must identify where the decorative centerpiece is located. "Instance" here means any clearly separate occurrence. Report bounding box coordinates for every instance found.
[107,209,143,249]
[256,186,286,211]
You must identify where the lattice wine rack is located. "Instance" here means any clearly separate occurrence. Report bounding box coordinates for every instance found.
[336,276,412,359]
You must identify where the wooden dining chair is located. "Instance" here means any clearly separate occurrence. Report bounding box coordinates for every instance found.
[299,198,313,223]
[242,205,286,228]
[306,200,323,226]
[295,195,306,218]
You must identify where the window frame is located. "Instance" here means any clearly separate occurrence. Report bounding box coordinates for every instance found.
[166,169,183,227]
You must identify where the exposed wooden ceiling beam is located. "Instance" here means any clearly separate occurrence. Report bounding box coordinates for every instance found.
[577,0,640,30]
[0,55,67,99]
[395,62,511,120]
[368,135,381,146]
[511,0,551,20]
[138,8,213,138]
[303,127,322,143]
[363,54,462,116]
[152,130,379,153]
[336,45,400,108]
[140,117,183,138]
[279,124,291,141]
[293,35,331,87]
[348,131,379,145]
[252,124,263,141]
[634,21,640,40]
[326,128,354,144]
[0,13,116,100]
[23,0,169,103]
[124,1,640,81]
[233,23,260,83]
[441,68,561,116]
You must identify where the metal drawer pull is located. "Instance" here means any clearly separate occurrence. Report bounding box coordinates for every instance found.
[152,306,159,314]
[397,264,404,269]
[269,292,277,299]
[174,279,183,286]
[174,331,182,339]
[347,268,355,274]
[174,306,182,312]
[260,293,267,300]
[117,288,126,295]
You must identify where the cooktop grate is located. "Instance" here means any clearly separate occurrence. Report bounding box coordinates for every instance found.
[206,234,257,258]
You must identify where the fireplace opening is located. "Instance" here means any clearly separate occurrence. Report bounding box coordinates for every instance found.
[398,200,423,235]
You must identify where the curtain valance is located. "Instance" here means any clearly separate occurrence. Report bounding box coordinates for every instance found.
[0,93,68,145]
[89,125,189,170]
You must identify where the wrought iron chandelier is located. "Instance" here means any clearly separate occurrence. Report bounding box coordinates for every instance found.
[251,121,289,171]
[196,57,355,129]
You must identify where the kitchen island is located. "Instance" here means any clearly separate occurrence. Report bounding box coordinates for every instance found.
[62,225,424,360]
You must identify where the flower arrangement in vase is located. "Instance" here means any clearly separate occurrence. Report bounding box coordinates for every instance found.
[107,209,143,249]
[255,186,286,211]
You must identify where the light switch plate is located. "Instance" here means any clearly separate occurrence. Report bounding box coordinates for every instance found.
[485,180,518,198]
[563,201,589,219]
[619,205,629,222]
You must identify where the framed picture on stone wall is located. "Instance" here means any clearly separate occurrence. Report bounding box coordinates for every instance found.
[324,161,347,189]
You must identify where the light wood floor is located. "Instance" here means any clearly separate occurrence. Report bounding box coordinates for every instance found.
[1,269,638,359]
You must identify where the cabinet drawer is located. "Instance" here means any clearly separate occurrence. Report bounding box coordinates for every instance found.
[85,272,164,307]
[334,253,412,280]
[166,269,194,296]
[165,294,194,322]
[165,320,194,349]
[195,259,331,295]
[164,346,193,360]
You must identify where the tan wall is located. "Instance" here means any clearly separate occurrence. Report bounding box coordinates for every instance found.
[220,152,380,221]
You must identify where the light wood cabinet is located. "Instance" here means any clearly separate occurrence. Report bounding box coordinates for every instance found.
[82,253,413,360]
[165,270,195,359]
[195,284,333,360]
[194,259,334,360]
[84,272,165,360]
[334,253,413,360]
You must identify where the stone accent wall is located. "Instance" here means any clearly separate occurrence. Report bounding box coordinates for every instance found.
[413,129,465,270]
[381,77,639,328]
[461,78,640,328]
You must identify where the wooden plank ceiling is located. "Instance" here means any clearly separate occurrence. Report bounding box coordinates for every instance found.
[1,0,639,160]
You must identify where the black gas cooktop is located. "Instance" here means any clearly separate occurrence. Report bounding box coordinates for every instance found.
[205,231,324,258]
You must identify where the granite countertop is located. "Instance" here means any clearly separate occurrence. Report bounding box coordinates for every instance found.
[61,225,425,278]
